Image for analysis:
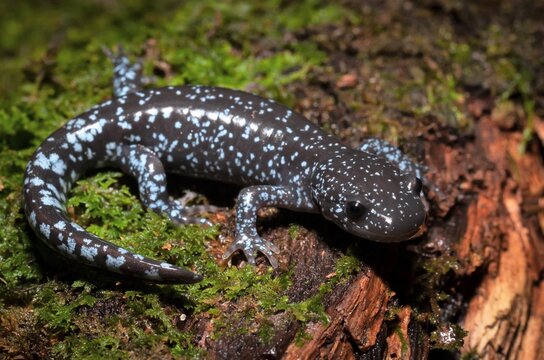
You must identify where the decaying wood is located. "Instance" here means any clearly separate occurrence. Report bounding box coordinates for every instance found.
[284,271,390,359]
[458,115,544,359]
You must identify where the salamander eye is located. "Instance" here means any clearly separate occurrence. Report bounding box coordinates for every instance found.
[346,201,366,220]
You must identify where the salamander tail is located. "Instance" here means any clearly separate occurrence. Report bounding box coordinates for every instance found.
[23,149,202,284]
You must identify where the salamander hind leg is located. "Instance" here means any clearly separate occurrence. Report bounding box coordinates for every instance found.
[117,144,216,226]
[176,190,224,215]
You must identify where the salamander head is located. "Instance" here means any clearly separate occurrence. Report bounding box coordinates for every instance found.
[311,151,426,242]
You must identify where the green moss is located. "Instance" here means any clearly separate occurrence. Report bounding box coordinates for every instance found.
[394,326,409,355]
[160,40,325,106]
[410,255,467,351]
[123,291,204,357]
[67,172,145,239]
[393,68,469,130]
[0,148,43,295]
[287,254,361,327]
[491,62,536,153]
[414,255,459,322]
[287,224,303,239]
[34,283,97,334]
[288,283,331,323]
[27,277,206,358]
[53,335,126,360]
[294,328,313,347]
[421,74,469,128]
[334,254,361,280]
[257,319,276,344]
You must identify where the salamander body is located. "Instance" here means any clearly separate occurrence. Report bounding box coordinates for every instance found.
[23,52,426,283]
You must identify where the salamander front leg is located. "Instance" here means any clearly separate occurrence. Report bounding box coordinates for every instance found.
[117,144,216,226]
[223,185,316,268]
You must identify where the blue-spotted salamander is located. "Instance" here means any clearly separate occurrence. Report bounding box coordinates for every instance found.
[23,50,426,283]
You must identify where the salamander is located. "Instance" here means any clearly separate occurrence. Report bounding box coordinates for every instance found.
[23,50,426,284]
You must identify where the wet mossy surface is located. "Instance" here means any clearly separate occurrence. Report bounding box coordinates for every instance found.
[1,0,542,358]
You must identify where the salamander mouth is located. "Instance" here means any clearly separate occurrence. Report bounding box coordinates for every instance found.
[357,219,427,243]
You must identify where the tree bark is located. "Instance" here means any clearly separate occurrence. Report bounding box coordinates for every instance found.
[457,114,544,359]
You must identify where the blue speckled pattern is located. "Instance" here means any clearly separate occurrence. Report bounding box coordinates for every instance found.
[23,51,426,284]
[358,138,425,181]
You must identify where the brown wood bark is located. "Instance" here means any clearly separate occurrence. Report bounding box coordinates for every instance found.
[284,272,390,360]
[457,115,544,359]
